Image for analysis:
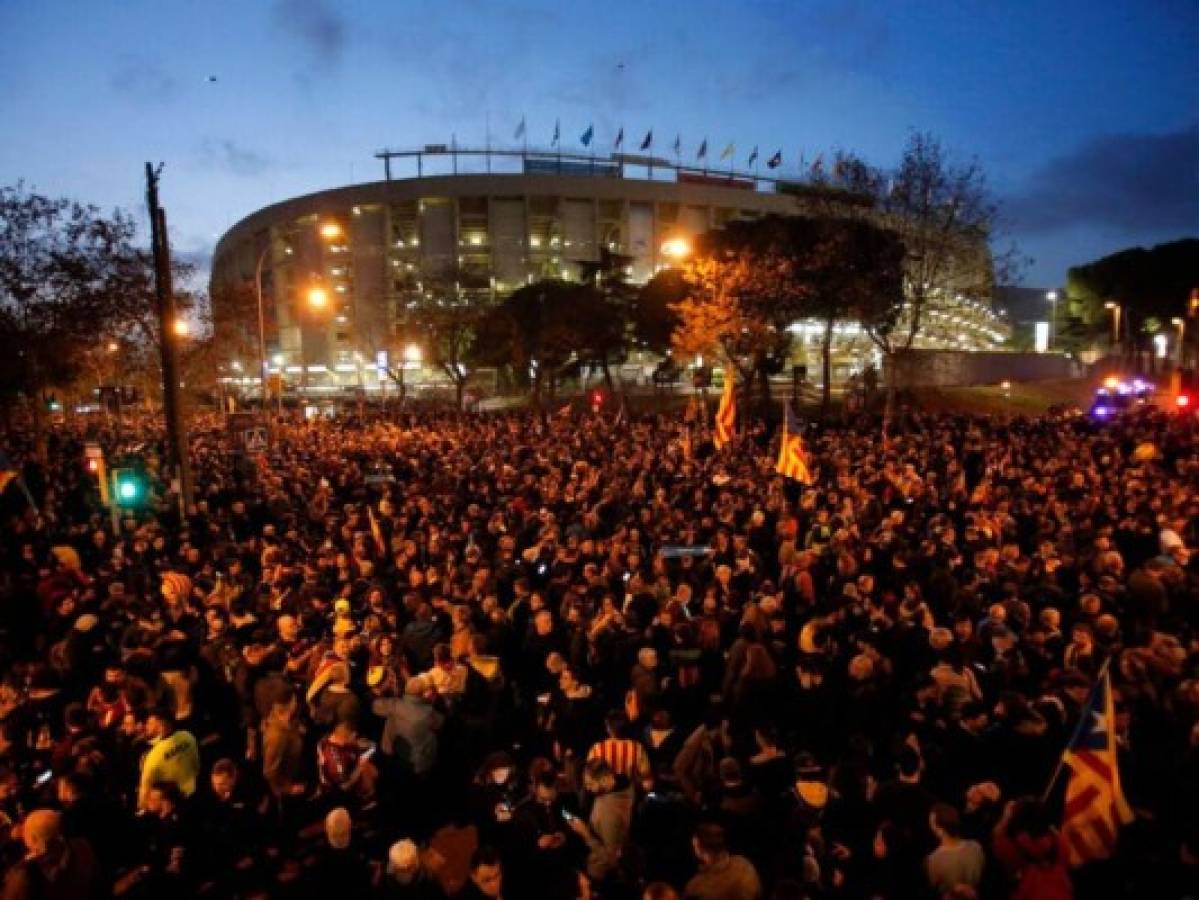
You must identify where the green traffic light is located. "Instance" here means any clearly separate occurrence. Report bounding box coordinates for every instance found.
[111,466,146,507]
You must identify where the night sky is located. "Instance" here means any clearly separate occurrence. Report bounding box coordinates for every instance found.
[2,0,1196,289]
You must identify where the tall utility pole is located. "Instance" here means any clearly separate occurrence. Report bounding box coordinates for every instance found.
[145,163,194,514]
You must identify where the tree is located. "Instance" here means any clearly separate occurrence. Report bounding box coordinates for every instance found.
[0,184,146,443]
[859,135,1015,433]
[477,279,586,408]
[574,246,637,392]
[635,268,686,352]
[799,217,906,416]
[1066,238,1199,359]
[208,279,260,374]
[417,299,485,410]
[672,217,813,410]
[670,209,908,419]
[876,134,1010,346]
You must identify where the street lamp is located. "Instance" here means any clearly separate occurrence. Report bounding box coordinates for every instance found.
[307,286,329,309]
[403,343,423,365]
[1046,291,1058,350]
[1104,301,1121,350]
[106,341,120,353]
[1172,317,1186,366]
[172,318,190,337]
[660,237,691,261]
[254,220,348,412]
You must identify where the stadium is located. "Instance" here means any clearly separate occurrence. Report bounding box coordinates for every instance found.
[210,146,1009,396]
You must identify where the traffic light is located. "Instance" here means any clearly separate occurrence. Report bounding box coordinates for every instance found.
[111,467,148,508]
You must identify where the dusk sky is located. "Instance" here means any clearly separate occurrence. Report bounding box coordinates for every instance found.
[2,0,1196,289]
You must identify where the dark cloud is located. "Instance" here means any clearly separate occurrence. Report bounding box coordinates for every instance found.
[110,55,177,102]
[199,139,272,177]
[273,0,346,67]
[1006,124,1199,235]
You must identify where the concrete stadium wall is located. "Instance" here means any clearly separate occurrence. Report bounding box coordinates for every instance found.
[887,350,1081,388]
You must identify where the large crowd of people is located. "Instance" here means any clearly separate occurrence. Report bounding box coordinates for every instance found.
[0,402,1196,899]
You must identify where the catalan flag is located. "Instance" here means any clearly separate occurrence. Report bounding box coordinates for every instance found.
[775,402,813,484]
[713,374,736,449]
[1059,667,1133,867]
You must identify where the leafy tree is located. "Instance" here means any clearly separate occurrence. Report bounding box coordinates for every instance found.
[673,216,824,410]
[416,298,485,410]
[635,268,685,351]
[208,278,260,374]
[1066,238,1199,356]
[0,184,150,442]
[478,279,586,408]
[803,217,906,415]
[574,246,637,392]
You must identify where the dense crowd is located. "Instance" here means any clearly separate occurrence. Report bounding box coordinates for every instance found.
[0,403,1197,900]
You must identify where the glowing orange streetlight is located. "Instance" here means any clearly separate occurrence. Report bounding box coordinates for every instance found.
[172,318,190,337]
[660,237,691,260]
[319,222,343,241]
[307,286,329,309]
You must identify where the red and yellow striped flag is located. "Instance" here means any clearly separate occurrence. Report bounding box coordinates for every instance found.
[776,402,813,484]
[1060,668,1133,866]
[713,374,736,449]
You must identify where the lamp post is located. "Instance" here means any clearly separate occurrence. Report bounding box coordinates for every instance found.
[253,243,272,410]
[299,286,331,401]
[255,221,344,414]
[1173,317,1186,367]
[1046,290,1057,350]
[1104,301,1121,354]
[396,343,422,403]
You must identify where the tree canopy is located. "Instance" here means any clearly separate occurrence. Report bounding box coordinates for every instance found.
[1067,238,1199,342]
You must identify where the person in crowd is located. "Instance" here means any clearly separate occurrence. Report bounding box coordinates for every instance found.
[0,808,100,900]
[684,822,761,900]
[927,802,986,894]
[135,709,199,812]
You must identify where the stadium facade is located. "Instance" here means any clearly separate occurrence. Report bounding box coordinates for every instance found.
[211,149,1009,394]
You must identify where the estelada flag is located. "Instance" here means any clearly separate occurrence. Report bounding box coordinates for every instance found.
[1060,667,1133,866]
[713,375,736,449]
[775,402,813,484]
